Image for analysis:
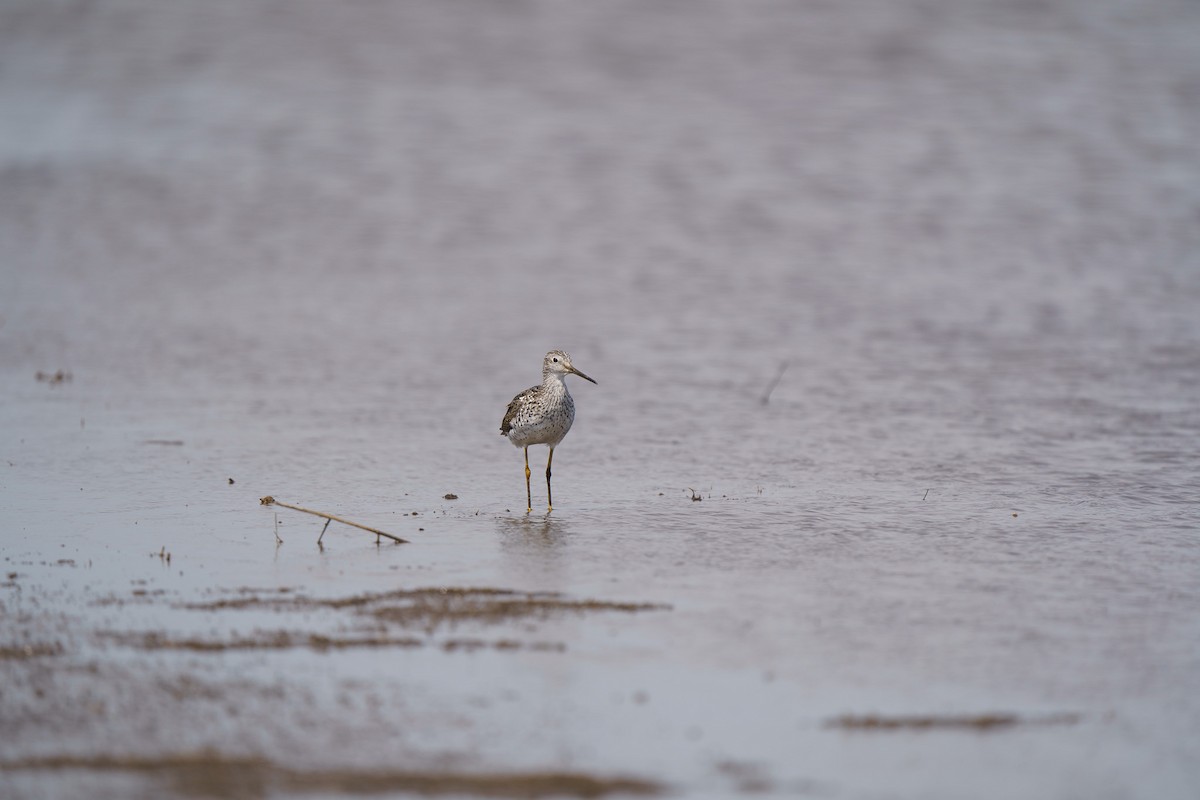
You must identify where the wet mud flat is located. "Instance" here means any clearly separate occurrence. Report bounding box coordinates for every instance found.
[2,558,1101,800]
[1,570,672,798]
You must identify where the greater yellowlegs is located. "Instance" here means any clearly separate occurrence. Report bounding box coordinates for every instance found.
[500,350,597,513]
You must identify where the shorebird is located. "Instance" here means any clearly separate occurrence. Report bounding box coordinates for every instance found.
[500,350,597,513]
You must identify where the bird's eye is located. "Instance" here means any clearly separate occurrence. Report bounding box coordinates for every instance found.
[553,357,559,363]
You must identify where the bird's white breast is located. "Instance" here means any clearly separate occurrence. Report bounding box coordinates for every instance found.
[506,380,575,448]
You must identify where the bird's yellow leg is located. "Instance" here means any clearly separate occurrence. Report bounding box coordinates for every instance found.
[523,447,532,513]
[545,447,554,513]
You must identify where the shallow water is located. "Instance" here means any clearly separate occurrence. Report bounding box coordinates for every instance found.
[3,1,1200,797]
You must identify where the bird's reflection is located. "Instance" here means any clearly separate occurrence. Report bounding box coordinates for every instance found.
[496,513,572,553]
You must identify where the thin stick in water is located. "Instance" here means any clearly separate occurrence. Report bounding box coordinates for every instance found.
[760,361,789,405]
[260,496,409,544]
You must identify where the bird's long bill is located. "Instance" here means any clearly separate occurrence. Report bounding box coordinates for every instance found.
[568,365,597,384]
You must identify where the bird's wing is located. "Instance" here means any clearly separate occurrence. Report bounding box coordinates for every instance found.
[500,386,539,435]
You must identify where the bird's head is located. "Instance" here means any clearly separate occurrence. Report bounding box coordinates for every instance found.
[543,350,597,384]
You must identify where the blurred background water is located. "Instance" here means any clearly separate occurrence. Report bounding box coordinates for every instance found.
[2,1,1199,798]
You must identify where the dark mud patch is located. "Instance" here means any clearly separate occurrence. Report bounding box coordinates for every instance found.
[99,630,426,652]
[825,712,1082,732]
[91,588,658,655]
[0,751,665,798]
[0,641,64,660]
[364,590,669,633]
[101,629,569,654]
[182,587,671,634]
[441,638,566,653]
[91,590,171,608]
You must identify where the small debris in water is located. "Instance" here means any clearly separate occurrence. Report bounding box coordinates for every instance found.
[228,478,235,485]
[759,360,789,405]
[444,493,458,500]
[35,370,72,385]
[715,759,775,794]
